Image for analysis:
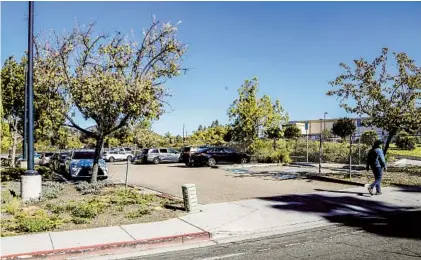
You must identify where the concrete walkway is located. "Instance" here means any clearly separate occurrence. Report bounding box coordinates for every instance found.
[2,186,420,259]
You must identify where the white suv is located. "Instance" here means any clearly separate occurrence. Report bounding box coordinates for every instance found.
[103,150,133,162]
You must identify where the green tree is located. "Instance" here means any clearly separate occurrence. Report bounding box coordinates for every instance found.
[283,125,302,139]
[265,126,283,149]
[197,125,203,132]
[327,48,421,155]
[331,118,356,139]
[210,120,220,128]
[38,19,187,182]
[360,130,378,146]
[395,131,416,150]
[228,78,288,151]
[1,56,66,166]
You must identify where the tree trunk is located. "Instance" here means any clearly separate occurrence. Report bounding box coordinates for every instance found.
[10,118,19,168]
[273,138,276,150]
[91,137,104,183]
[383,129,397,156]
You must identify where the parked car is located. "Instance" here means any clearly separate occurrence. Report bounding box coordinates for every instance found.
[15,152,41,165]
[64,150,108,179]
[131,148,180,164]
[189,147,251,167]
[39,152,54,166]
[103,150,133,162]
[50,151,70,174]
[181,145,210,166]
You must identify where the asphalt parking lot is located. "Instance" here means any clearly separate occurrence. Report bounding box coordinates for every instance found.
[107,162,353,204]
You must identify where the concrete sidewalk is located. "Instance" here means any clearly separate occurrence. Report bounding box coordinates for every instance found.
[2,186,420,259]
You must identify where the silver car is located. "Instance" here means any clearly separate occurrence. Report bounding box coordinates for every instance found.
[139,148,181,164]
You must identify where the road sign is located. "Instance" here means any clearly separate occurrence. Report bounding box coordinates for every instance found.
[305,122,309,130]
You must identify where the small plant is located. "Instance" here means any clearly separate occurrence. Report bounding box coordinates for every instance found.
[4,197,22,216]
[71,217,91,224]
[42,182,65,199]
[126,206,152,219]
[75,180,113,195]
[45,202,66,214]
[1,189,14,204]
[67,199,106,219]
[108,188,156,206]
[16,209,63,233]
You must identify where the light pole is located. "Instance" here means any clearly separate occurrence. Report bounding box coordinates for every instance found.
[319,119,323,174]
[21,1,41,202]
[323,112,328,132]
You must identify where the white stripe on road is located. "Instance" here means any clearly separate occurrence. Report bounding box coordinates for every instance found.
[197,252,247,260]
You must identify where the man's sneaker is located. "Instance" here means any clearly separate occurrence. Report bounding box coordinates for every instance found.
[368,186,374,195]
[375,191,382,195]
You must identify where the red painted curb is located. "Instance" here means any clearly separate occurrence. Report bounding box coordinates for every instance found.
[1,231,211,259]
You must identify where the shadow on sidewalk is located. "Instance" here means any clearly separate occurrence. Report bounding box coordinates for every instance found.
[313,188,368,197]
[258,191,421,240]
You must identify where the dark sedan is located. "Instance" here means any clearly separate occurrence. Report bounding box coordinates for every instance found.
[190,147,251,167]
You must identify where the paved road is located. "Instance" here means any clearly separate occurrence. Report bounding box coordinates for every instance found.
[121,225,421,260]
[108,163,353,204]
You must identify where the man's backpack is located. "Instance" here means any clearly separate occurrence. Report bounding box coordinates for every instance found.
[367,148,378,165]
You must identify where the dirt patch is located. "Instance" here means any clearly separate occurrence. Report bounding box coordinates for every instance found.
[1,181,185,237]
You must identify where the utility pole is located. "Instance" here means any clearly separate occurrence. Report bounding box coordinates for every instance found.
[21,1,41,202]
[182,124,185,143]
[319,119,322,174]
[23,65,28,160]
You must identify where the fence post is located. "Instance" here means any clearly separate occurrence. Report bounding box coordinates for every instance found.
[125,157,129,188]
[349,135,352,180]
[306,130,309,163]
[319,133,322,174]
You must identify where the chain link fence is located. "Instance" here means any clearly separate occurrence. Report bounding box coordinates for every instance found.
[289,133,421,165]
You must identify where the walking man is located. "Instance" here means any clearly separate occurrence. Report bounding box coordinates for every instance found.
[366,140,387,195]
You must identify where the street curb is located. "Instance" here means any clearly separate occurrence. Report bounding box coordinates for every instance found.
[0,231,211,259]
[307,175,365,186]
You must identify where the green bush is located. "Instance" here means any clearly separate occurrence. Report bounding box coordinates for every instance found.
[289,139,370,164]
[108,188,156,206]
[360,130,378,146]
[75,180,113,195]
[249,139,291,163]
[67,198,107,219]
[1,166,55,182]
[125,206,152,219]
[1,168,25,182]
[4,197,22,216]
[42,182,65,199]
[16,209,62,233]
[395,132,416,150]
[71,217,91,224]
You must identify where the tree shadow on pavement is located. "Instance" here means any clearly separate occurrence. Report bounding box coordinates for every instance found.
[258,192,421,240]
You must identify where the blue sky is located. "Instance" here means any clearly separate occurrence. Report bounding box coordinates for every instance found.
[2,1,421,136]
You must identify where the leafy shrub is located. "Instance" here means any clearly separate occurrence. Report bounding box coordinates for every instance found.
[1,189,14,204]
[67,199,106,219]
[395,132,416,150]
[126,206,152,219]
[249,139,291,163]
[16,209,62,233]
[42,182,65,199]
[289,139,370,164]
[360,130,378,146]
[45,202,66,214]
[4,198,22,216]
[75,180,113,195]
[71,217,90,224]
[108,188,156,206]
[1,168,25,182]
[1,166,55,182]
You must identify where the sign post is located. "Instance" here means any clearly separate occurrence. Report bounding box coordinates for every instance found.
[357,119,362,165]
[305,122,309,163]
